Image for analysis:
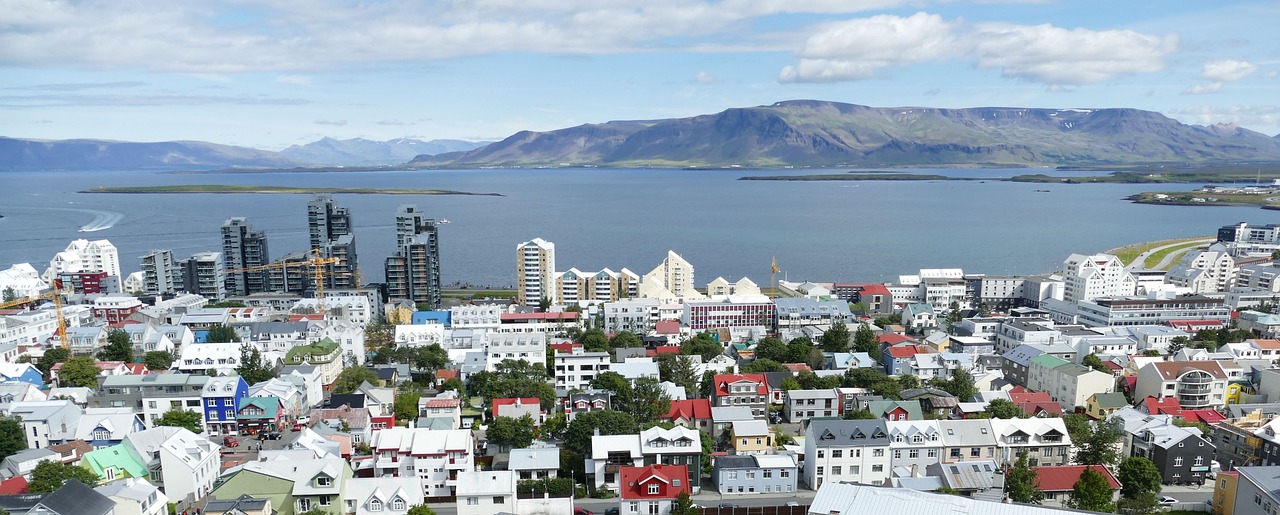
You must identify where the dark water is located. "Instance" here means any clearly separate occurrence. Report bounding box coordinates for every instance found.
[0,168,1271,287]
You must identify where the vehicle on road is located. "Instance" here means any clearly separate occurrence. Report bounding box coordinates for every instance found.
[1159,496,1179,505]
[260,431,282,441]
[223,436,239,448]
[573,509,593,515]
[786,502,801,506]
[292,423,304,431]
[605,508,620,515]
[719,503,740,509]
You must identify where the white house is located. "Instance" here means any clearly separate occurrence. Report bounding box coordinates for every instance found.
[804,419,893,489]
[343,476,423,515]
[123,426,219,505]
[368,427,476,498]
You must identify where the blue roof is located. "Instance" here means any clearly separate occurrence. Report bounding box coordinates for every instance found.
[412,311,451,326]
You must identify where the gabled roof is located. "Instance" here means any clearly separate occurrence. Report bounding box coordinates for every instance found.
[879,334,917,345]
[491,397,542,419]
[237,396,282,419]
[664,399,712,421]
[1030,465,1121,492]
[1141,396,1184,417]
[1091,392,1129,410]
[33,479,115,515]
[618,464,690,500]
[713,373,768,397]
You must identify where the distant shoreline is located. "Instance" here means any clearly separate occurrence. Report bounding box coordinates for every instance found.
[79,185,503,196]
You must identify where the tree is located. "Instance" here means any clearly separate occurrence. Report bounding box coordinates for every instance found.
[1140,349,1161,357]
[698,370,716,399]
[785,338,815,363]
[1081,353,1110,374]
[820,322,851,353]
[983,399,1025,419]
[488,415,536,451]
[1004,452,1044,505]
[699,427,715,475]
[155,409,203,433]
[780,377,801,391]
[235,344,275,385]
[100,330,134,362]
[543,412,568,441]
[742,358,787,373]
[753,337,788,363]
[441,377,464,394]
[1118,456,1162,498]
[35,347,69,379]
[578,328,609,352]
[395,388,422,422]
[142,350,174,371]
[853,324,879,354]
[946,301,963,324]
[628,377,673,425]
[1168,336,1189,355]
[58,356,99,388]
[1062,413,1093,445]
[1065,467,1116,513]
[412,344,450,372]
[843,409,876,420]
[681,333,722,361]
[1075,417,1125,466]
[1117,491,1162,515]
[205,324,238,343]
[672,491,699,515]
[0,417,26,461]
[936,369,977,401]
[27,460,99,493]
[563,410,639,457]
[1,287,16,303]
[658,355,699,397]
[609,331,642,349]
[333,367,380,395]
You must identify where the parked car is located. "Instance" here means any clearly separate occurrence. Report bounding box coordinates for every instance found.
[260,431,282,441]
[573,509,593,515]
[605,508,620,515]
[292,423,304,431]
[1159,496,1179,505]
[719,503,739,509]
[223,436,239,448]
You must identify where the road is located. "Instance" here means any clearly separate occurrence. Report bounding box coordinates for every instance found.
[424,491,819,515]
[1127,238,1214,270]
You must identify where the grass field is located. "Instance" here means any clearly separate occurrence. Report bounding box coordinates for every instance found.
[1144,241,1211,269]
[1110,236,1211,266]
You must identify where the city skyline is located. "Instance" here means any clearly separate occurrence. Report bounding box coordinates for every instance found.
[1,1,1277,149]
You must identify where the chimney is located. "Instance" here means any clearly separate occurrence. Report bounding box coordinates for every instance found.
[911,464,919,478]
[594,428,601,437]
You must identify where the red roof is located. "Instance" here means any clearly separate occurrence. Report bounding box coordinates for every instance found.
[860,284,892,297]
[0,476,27,495]
[655,320,681,334]
[713,373,768,397]
[288,314,324,322]
[423,399,460,409]
[1168,320,1226,330]
[501,312,580,322]
[619,464,691,500]
[436,369,459,381]
[492,397,542,418]
[548,343,582,355]
[1030,465,1121,492]
[887,345,919,358]
[784,363,812,373]
[646,346,681,357]
[125,363,149,375]
[664,399,712,422]
[1102,361,1123,372]
[879,334,916,345]
[1183,409,1226,424]
[1009,391,1053,404]
[1019,402,1064,416]
[1141,396,1184,417]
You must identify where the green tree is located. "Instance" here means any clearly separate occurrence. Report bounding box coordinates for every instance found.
[0,417,27,461]
[785,337,815,363]
[142,350,174,371]
[591,371,632,407]
[205,324,238,343]
[609,331,642,349]
[235,344,275,385]
[395,387,422,422]
[1065,467,1116,513]
[27,460,100,493]
[820,323,851,353]
[578,328,609,352]
[853,324,879,355]
[1116,491,1162,515]
[742,358,788,373]
[1168,336,1189,355]
[488,415,537,451]
[681,333,722,361]
[1075,417,1125,466]
[672,491,699,515]
[542,412,568,441]
[657,355,699,398]
[440,377,464,394]
[1081,353,1110,374]
[780,377,801,391]
[1118,456,1162,498]
[1,287,16,303]
[628,377,673,425]
[946,301,963,324]
[983,399,1025,419]
[477,360,557,411]
[100,330,134,362]
[699,428,715,475]
[753,337,788,362]
[155,409,203,433]
[1063,413,1094,445]
[36,347,69,379]
[698,370,716,399]
[936,369,977,401]
[57,356,99,388]
[412,344,450,372]
[1005,452,1044,505]
[333,367,380,394]
[843,409,877,420]
[563,410,639,457]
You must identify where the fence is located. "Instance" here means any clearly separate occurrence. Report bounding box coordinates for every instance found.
[699,505,810,515]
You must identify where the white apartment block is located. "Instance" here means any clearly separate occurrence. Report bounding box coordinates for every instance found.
[1060,253,1135,304]
[603,298,660,334]
[1134,360,1243,409]
[394,324,446,347]
[0,263,46,299]
[645,251,698,299]
[885,420,944,473]
[46,238,121,283]
[450,305,503,330]
[804,419,893,489]
[485,333,547,371]
[516,238,556,306]
[553,348,611,391]
[1236,264,1280,292]
[1218,222,1280,255]
[1027,354,1114,410]
[989,418,1072,466]
[556,267,640,304]
[1075,294,1231,328]
[1166,244,1236,293]
[369,427,476,498]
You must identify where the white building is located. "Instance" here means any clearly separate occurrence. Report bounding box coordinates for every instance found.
[46,238,122,284]
[123,426,220,505]
[313,320,366,366]
[553,348,611,391]
[450,305,503,330]
[516,238,557,306]
[645,250,698,299]
[368,427,476,498]
[1060,253,1135,304]
[0,264,46,299]
[175,342,242,376]
[804,419,893,489]
[603,298,660,334]
[485,333,547,371]
[394,324,446,347]
[1167,244,1236,293]
[343,477,423,515]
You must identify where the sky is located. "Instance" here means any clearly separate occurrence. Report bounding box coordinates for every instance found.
[2,0,1278,150]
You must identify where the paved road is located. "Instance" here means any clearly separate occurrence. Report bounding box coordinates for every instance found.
[1127,238,1214,270]
[426,491,818,515]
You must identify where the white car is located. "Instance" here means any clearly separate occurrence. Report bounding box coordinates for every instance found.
[1159,496,1179,505]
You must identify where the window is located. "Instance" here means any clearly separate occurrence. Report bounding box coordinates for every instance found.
[872,465,883,472]
[764,470,773,478]
[1174,457,1183,467]
[832,466,842,475]
[316,476,333,487]
[832,450,842,458]
[727,471,737,480]
[971,448,981,457]
[910,449,920,459]
[493,496,505,504]
[781,470,790,478]
[951,448,961,458]
[873,449,884,457]
[816,467,824,476]
[648,484,660,494]
[207,399,217,406]
[1042,447,1052,457]
[466,497,479,506]
[928,449,938,458]
[746,471,755,480]
[369,499,382,511]
[894,450,901,459]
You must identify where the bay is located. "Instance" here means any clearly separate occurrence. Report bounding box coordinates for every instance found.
[0,168,1270,288]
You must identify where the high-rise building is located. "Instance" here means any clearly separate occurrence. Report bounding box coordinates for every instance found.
[46,239,121,287]
[264,252,313,294]
[385,205,441,307]
[644,250,696,298]
[222,217,270,296]
[516,238,556,306]
[140,249,180,296]
[1060,253,1135,304]
[179,252,226,301]
[307,195,359,290]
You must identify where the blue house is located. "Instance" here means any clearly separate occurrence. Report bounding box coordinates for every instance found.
[75,411,145,449]
[412,310,451,327]
[202,376,250,435]
[0,363,45,388]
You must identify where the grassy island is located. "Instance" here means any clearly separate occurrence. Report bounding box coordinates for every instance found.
[80,185,502,196]
[740,173,959,181]
[1127,191,1280,210]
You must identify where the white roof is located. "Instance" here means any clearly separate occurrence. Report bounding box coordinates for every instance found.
[456,470,516,496]
[591,434,641,460]
[810,482,1064,515]
[732,420,770,437]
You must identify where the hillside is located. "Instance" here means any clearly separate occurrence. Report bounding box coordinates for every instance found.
[411,100,1280,168]
[279,137,489,166]
[0,137,300,171]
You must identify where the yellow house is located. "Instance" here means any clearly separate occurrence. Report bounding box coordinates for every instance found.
[385,299,415,325]
[1214,471,1239,515]
[1085,392,1129,420]
[730,420,775,455]
[1226,383,1254,405]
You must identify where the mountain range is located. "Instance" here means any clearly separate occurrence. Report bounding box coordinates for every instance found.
[0,136,485,171]
[412,100,1280,168]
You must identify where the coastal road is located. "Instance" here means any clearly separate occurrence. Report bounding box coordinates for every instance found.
[1127,238,1214,270]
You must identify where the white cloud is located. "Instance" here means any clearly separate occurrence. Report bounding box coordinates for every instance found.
[314,119,347,126]
[1201,59,1258,82]
[275,75,312,86]
[779,14,1176,86]
[693,71,717,84]
[1185,82,1224,94]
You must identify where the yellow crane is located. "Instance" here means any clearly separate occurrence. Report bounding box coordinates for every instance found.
[0,288,70,350]
[225,249,339,317]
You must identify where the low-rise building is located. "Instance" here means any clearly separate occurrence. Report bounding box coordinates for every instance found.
[617,464,690,515]
[712,373,769,419]
[367,427,475,498]
[713,454,798,495]
[804,419,892,489]
[785,389,839,423]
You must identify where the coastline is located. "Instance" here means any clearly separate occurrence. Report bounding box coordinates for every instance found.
[79,185,503,196]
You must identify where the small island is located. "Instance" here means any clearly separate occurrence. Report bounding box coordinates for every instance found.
[740,173,961,181]
[1128,189,1280,210]
[79,185,503,196]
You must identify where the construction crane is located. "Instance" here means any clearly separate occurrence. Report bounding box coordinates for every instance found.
[225,249,340,317]
[0,287,70,350]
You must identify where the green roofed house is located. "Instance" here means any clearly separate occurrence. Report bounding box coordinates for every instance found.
[210,456,351,514]
[83,443,148,483]
[1028,354,1115,411]
[237,397,285,434]
[284,338,343,388]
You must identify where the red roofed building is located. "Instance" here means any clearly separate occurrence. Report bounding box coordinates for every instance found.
[1030,465,1121,505]
[655,320,681,335]
[492,397,544,423]
[124,363,150,375]
[1009,391,1065,417]
[832,283,895,316]
[1168,320,1228,332]
[548,342,582,356]
[713,373,768,418]
[1140,396,1184,418]
[664,399,713,432]
[501,311,580,324]
[1182,409,1226,425]
[434,369,459,389]
[618,464,691,515]
[646,346,681,357]
[783,363,812,374]
[879,334,917,346]
[0,476,27,495]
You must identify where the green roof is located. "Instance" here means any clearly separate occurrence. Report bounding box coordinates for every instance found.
[1092,392,1129,409]
[83,444,147,479]
[237,396,282,420]
[1030,354,1070,369]
[284,338,340,364]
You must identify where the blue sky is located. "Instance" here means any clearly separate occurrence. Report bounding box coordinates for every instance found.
[2,0,1277,149]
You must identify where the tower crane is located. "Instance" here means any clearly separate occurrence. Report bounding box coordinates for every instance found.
[0,287,71,350]
[225,249,339,317]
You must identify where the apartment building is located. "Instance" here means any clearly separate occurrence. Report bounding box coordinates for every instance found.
[603,298,661,334]
[552,347,610,391]
[1060,253,1135,304]
[1076,294,1231,328]
[712,373,769,419]
[886,420,944,473]
[804,419,893,489]
[1027,354,1115,410]
[1167,245,1236,293]
[368,427,475,498]
[682,296,777,332]
[516,238,557,306]
[1134,360,1243,409]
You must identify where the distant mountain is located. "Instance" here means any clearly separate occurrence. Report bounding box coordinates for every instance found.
[411,100,1280,168]
[0,137,299,171]
[280,137,489,166]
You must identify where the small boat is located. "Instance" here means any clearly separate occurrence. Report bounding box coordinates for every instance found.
[438,219,450,224]
[1035,189,1051,193]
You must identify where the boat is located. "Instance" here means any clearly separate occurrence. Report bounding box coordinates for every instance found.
[438,219,450,224]
[1035,189,1051,193]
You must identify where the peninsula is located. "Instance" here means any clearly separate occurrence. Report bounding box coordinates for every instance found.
[79,185,502,196]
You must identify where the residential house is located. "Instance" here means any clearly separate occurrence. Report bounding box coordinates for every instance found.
[95,477,169,515]
[989,418,1072,466]
[1231,466,1280,515]
[804,419,892,489]
[367,427,475,498]
[886,420,944,473]
[1,448,57,479]
[204,496,273,515]
[663,399,713,433]
[1031,465,1121,507]
[5,400,80,449]
[1027,354,1115,410]
[312,404,372,446]
[249,378,309,422]
[562,390,611,422]
[202,376,249,436]
[865,400,923,421]
[588,434,643,491]
[713,454,798,495]
[417,398,462,430]
[712,373,769,419]
[1086,392,1130,420]
[617,464,690,515]
[509,447,559,480]
[83,443,148,484]
[491,397,543,424]
[237,397,285,434]
[342,477,423,515]
[123,426,219,505]
[552,348,611,391]
[29,479,116,515]
[455,471,524,515]
[0,363,43,388]
[1213,470,1238,515]
[282,338,342,389]
[76,409,146,449]
[785,389,839,423]
[1132,422,1218,484]
[938,419,998,465]
[91,373,209,429]
[731,420,775,456]
[1134,360,1242,409]
[640,426,703,492]
[211,457,351,514]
